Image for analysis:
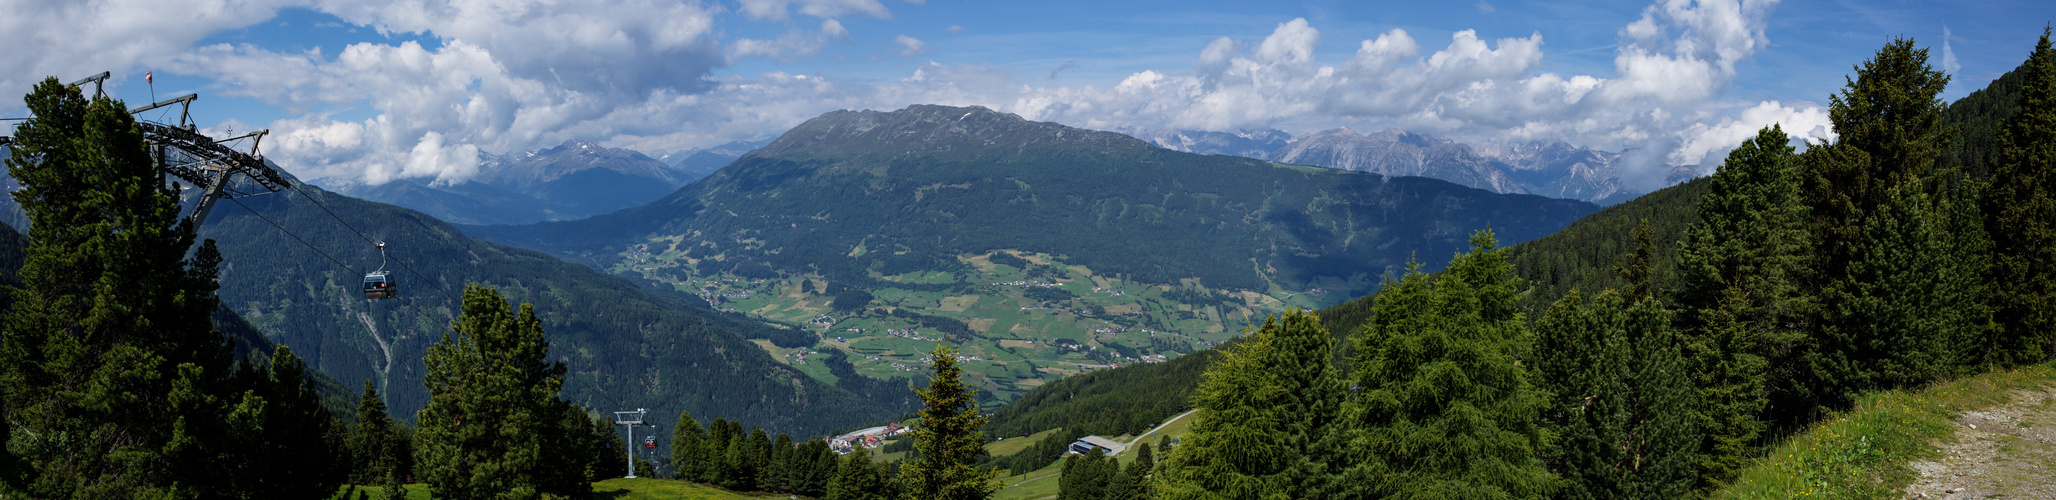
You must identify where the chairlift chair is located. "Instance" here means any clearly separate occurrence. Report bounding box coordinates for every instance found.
[364,242,396,299]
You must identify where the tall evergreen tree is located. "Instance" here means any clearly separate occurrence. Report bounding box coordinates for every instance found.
[1335,230,1557,499]
[1673,125,1811,486]
[899,344,998,500]
[0,77,258,498]
[828,451,895,500]
[1153,308,1340,499]
[764,432,795,492]
[225,345,349,497]
[704,418,738,484]
[351,380,401,485]
[1986,28,2056,366]
[1800,37,1966,413]
[1533,290,1630,499]
[673,411,708,482]
[1059,452,1115,500]
[1621,296,1699,500]
[413,284,587,500]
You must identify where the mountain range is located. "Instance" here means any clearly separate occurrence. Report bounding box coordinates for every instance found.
[336,140,701,225]
[1122,127,1650,205]
[466,104,1600,400]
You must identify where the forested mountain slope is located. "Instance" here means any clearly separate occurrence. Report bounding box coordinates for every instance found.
[197,185,911,436]
[976,43,2045,472]
[467,104,1598,400]
[979,174,1710,443]
[0,175,913,437]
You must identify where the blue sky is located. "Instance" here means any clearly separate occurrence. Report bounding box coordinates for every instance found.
[2,0,2050,189]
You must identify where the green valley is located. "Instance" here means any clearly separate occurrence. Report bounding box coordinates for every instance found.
[619,247,1319,400]
[473,104,1600,401]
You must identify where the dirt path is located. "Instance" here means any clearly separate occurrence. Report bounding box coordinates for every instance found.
[1904,383,2056,499]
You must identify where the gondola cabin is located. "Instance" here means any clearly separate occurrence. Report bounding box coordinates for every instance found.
[363,271,396,299]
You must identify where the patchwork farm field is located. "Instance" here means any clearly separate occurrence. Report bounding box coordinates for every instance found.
[615,247,1333,402]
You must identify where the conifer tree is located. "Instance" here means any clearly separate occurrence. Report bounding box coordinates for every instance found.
[1986,28,2056,365]
[1058,452,1114,500]
[1153,308,1340,499]
[829,450,895,500]
[765,432,795,491]
[0,77,259,498]
[351,380,401,484]
[673,411,707,482]
[1800,38,1965,413]
[1673,126,1810,485]
[414,284,586,500]
[1128,443,1154,484]
[900,344,998,500]
[1534,290,1630,498]
[226,345,349,497]
[1621,296,1699,500]
[1335,230,1557,498]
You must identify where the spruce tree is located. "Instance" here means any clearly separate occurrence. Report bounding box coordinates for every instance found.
[1335,230,1557,498]
[1798,38,1980,416]
[413,284,584,500]
[0,77,256,498]
[1128,443,1154,484]
[1986,28,2056,366]
[1621,295,1699,500]
[1153,308,1340,499]
[900,343,998,500]
[1534,290,1630,499]
[1673,125,1810,485]
[227,345,349,497]
[829,450,894,500]
[765,432,794,492]
[351,380,400,484]
[673,411,707,482]
[1059,452,1113,500]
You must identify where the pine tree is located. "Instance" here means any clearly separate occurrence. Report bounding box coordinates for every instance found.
[1128,443,1154,484]
[765,432,795,492]
[1335,230,1557,498]
[1799,37,1963,415]
[1673,125,1810,485]
[1534,290,1630,499]
[0,77,254,498]
[413,284,584,500]
[351,380,400,484]
[1059,452,1114,500]
[673,411,708,482]
[1621,296,1699,500]
[1986,28,2056,366]
[227,345,349,497]
[1152,308,1340,499]
[828,450,894,500]
[900,344,998,500]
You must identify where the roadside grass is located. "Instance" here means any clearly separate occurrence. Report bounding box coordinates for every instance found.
[1714,362,2056,499]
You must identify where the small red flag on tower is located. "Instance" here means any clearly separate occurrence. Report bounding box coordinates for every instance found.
[146,72,153,84]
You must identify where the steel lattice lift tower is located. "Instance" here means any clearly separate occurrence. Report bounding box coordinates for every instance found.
[0,71,293,227]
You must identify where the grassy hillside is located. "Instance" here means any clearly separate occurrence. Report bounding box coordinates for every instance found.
[1713,363,2056,499]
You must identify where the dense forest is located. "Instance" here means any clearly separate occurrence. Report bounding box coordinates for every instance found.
[1096,32,2056,498]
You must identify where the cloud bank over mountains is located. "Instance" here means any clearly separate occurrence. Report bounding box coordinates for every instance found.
[2,0,1832,192]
